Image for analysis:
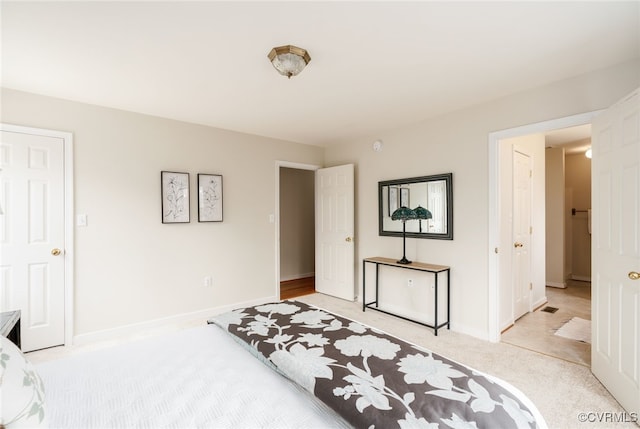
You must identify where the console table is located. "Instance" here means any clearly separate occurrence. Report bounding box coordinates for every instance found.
[362,257,450,335]
[1,310,21,349]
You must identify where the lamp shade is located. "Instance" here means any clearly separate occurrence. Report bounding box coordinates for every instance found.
[414,205,432,220]
[391,206,416,222]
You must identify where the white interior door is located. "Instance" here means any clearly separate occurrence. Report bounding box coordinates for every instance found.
[512,149,532,320]
[0,129,66,352]
[315,164,355,301]
[592,88,640,415]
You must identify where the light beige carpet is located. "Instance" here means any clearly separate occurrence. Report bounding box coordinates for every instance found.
[296,292,635,429]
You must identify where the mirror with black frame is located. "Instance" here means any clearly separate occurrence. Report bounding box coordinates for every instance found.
[378,173,453,240]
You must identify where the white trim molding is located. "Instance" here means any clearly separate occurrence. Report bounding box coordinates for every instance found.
[73,295,276,346]
[546,281,567,289]
[487,110,602,343]
[280,272,316,282]
[570,274,592,282]
[274,160,321,298]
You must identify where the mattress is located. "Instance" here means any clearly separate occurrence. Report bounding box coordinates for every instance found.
[37,324,352,429]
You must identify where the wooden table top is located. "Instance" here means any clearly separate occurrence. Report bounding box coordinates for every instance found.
[364,257,449,272]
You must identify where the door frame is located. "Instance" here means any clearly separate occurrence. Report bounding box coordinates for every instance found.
[274,161,320,298]
[487,111,601,342]
[0,123,74,346]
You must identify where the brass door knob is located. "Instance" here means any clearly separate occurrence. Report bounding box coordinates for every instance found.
[345,237,353,242]
[514,242,523,248]
[629,271,640,280]
[51,248,62,256]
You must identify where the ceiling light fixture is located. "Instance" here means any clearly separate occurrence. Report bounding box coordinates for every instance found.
[268,45,311,79]
[585,147,592,159]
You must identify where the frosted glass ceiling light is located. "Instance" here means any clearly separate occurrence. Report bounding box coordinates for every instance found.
[268,45,311,79]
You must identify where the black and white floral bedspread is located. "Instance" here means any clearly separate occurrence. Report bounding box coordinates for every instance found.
[208,301,544,429]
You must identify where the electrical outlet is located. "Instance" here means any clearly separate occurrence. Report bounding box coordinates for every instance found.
[407,279,413,288]
[204,276,213,287]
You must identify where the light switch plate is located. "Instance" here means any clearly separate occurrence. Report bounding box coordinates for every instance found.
[77,214,88,227]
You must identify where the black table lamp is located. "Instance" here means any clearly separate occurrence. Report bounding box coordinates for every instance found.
[391,206,417,264]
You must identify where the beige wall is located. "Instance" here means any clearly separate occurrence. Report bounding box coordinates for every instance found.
[1,88,324,338]
[324,59,639,339]
[279,167,315,281]
[545,147,566,287]
[565,146,592,281]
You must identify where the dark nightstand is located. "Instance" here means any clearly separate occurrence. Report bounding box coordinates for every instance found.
[1,310,21,349]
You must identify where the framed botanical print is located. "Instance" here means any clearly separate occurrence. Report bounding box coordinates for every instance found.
[161,171,190,223]
[388,186,399,216]
[400,187,410,208]
[197,174,223,222]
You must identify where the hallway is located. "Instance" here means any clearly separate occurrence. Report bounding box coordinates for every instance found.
[501,280,591,366]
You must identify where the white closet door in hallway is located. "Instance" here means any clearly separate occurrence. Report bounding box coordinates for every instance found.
[512,149,532,320]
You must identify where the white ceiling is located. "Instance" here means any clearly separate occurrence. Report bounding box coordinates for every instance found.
[2,1,638,146]
[546,124,592,155]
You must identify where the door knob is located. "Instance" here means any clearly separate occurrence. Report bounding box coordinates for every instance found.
[345,237,353,242]
[629,271,640,280]
[514,242,523,248]
[51,248,62,256]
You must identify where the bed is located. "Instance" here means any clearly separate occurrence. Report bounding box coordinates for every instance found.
[1,300,547,429]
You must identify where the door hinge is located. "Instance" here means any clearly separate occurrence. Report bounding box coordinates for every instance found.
[529,283,533,290]
[529,226,532,234]
[529,170,532,178]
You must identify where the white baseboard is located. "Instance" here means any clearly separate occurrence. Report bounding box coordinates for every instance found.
[72,295,278,346]
[361,302,489,341]
[532,296,547,310]
[370,302,436,327]
[546,281,567,288]
[280,272,315,282]
[454,322,490,341]
[500,321,514,334]
[570,274,591,282]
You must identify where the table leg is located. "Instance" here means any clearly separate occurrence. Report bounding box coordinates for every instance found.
[434,272,439,336]
[447,269,451,330]
[375,263,379,308]
[362,260,366,311]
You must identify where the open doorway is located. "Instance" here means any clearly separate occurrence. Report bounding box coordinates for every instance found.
[500,125,593,366]
[277,164,317,299]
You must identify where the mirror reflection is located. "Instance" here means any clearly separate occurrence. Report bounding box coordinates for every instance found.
[378,173,453,240]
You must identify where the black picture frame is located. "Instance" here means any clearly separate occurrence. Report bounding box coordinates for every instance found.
[161,171,190,223]
[197,174,223,222]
